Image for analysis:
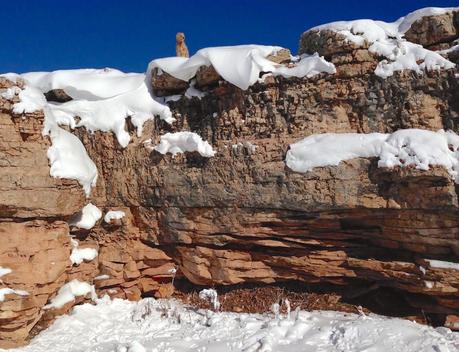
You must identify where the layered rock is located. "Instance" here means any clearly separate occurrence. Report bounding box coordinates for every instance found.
[1,9,459,349]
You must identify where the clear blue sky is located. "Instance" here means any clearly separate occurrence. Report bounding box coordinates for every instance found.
[1,0,457,73]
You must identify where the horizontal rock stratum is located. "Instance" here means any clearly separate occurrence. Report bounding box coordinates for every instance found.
[1,6,459,348]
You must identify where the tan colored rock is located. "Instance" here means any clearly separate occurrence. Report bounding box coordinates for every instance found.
[151,67,189,97]
[405,11,459,48]
[0,221,70,348]
[196,65,221,88]
[0,83,85,218]
[266,48,291,64]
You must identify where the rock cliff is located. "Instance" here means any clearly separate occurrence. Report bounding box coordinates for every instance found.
[1,8,459,348]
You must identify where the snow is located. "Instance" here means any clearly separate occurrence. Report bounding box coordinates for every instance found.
[1,67,175,196]
[69,238,98,266]
[94,275,110,280]
[154,131,216,157]
[311,7,457,77]
[427,259,459,270]
[397,7,459,33]
[148,45,335,91]
[104,210,126,223]
[45,123,98,197]
[12,85,48,114]
[286,129,459,182]
[0,267,12,278]
[199,288,220,310]
[70,203,102,230]
[286,132,387,172]
[7,297,459,352]
[44,280,96,310]
[373,41,455,78]
[0,288,28,302]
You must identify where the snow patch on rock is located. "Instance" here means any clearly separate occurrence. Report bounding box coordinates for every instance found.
[0,288,29,302]
[286,129,459,182]
[104,210,126,223]
[427,259,459,270]
[70,203,102,230]
[44,280,96,310]
[45,123,98,197]
[70,239,98,266]
[311,7,457,77]
[153,132,216,157]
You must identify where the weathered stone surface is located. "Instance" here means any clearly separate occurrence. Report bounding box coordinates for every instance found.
[76,62,459,320]
[195,65,221,88]
[266,48,291,64]
[405,11,459,47]
[44,89,73,103]
[0,79,84,219]
[0,221,70,348]
[151,68,189,97]
[299,29,367,57]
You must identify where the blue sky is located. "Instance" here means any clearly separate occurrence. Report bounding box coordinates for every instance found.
[1,0,457,73]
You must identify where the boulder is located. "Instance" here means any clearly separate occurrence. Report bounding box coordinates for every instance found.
[151,68,189,97]
[405,11,459,47]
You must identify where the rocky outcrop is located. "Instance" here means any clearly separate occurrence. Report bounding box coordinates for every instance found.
[404,10,459,48]
[151,48,292,95]
[1,10,459,348]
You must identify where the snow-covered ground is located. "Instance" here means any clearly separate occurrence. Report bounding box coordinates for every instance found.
[5,297,459,352]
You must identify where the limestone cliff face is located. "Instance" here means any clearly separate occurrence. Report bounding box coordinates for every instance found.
[1,11,459,348]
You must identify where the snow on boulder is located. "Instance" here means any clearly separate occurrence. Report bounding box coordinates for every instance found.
[148,45,335,91]
[71,203,102,230]
[397,7,459,34]
[69,239,98,266]
[104,210,126,223]
[301,7,457,77]
[153,132,216,157]
[44,280,96,309]
[286,129,459,182]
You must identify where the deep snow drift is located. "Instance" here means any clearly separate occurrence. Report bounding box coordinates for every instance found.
[5,297,459,352]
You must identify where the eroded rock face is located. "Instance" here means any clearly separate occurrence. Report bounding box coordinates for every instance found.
[1,11,459,348]
[404,11,459,48]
